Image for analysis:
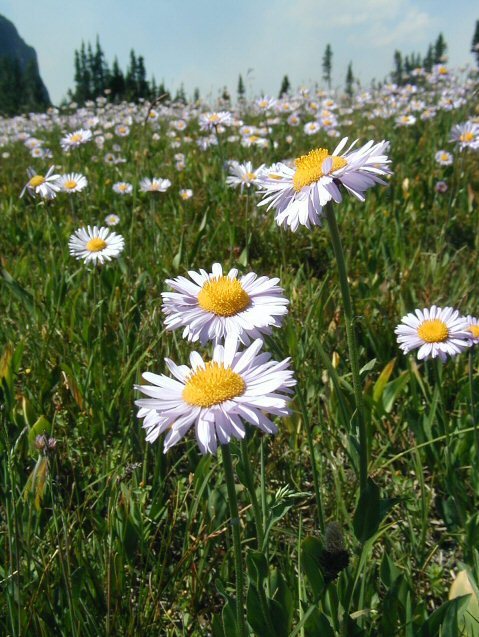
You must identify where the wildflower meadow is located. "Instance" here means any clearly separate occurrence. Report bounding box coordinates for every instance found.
[1,60,479,636]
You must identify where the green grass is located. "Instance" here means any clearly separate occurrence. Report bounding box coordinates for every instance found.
[1,87,479,636]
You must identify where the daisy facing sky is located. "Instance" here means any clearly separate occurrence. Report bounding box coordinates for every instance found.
[395,306,472,362]
[135,335,296,454]
[257,137,391,231]
[69,225,125,265]
[162,263,289,345]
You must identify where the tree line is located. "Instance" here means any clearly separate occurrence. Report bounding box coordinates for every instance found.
[0,57,49,116]
[70,38,179,104]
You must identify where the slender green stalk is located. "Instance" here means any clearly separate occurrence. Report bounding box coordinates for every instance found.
[324,201,368,492]
[468,350,479,466]
[240,437,264,548]
[221,444,247,637]
[296,387,325,533]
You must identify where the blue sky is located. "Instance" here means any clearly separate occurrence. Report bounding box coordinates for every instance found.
[0,0,477,103]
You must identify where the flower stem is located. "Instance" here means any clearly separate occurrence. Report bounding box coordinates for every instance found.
[240,437,264,549]
[221,444,247,637]
[324,201,368,492]
[468,350,479,466]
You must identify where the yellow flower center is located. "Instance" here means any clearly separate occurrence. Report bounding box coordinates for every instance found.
[293,148,348,192]
[86,237,107,252]
[64,180,77,190]
[469,325,479,338]
[460,132,474,143]
[209,114,220,122]
[438,66,448,75]
[440,153,449,161]
[29,175,45,188]
[118,184,128,191]
[197,276,250,317]
[248,135,259,143]
[70,133,82,143]
[182,362,246,407]
[417,319,449,343]
[242,172,256,181]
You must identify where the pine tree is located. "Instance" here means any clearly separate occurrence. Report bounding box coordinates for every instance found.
[193,87,200,102]
[91,37,108,97]
[345,62,354,99]
[174,84,187,104]
[221,86,231,104]
[434,33,447,64]
[278,75,290,97]
[424,44,434,72]
[125,50,138,100]
[150,76,158,99]
[237,74,245,100]
[392,51,403,85]
[108,57,125,100]
[137,56,149,98]
[471,20,479,67]
[322,44,333,90]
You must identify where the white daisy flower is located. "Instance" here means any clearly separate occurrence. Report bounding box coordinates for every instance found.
[162,263,289,345]
[139,177,172,193]
[304,121,321,135]
[179,189,193,200]
[199,111,232,132]
[69,225,125,265]
[396,115,416,127]
[115,124,130,137]
[450,122,479,150]
[226,161,265,193]
[257,137,391,231]
[256,96,277,111]
[112,181,133,195]
[465,316,479,345]
[59,172,88,193]
[20,166,61,199]
[395,306,472,362]
[105,213,120,226]
[135,335,296,454]
[435,150,453,166]
[61,128,92,150]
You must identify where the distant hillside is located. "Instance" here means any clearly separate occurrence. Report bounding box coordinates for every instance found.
[0,14,50,115]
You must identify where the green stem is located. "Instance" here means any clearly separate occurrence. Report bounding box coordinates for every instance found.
[240,437,264,548]
[468,350,479,465]
[221,445,247,637]
[324,201,368,492]
[297,387,325,533]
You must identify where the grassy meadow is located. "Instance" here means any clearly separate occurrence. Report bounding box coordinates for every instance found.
[1,72,479,636]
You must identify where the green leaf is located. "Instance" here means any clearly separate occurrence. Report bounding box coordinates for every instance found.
[372,358,395,403]
[421,595,471,637]
[304,607,335,637]
[301,537,325,599]
[353,478,397,542]
[28,416,52,452]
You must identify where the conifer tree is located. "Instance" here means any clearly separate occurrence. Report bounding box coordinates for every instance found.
[423,44,434,72]
[472,20,479,67]
[322,44,333,90]
[237,74,245,100]
[434,33,447,64]
[345,62,354,99]
[392,51,403,85]
[108,57,125,100]
[278,75,290,97]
